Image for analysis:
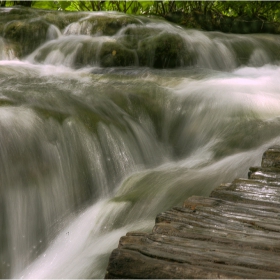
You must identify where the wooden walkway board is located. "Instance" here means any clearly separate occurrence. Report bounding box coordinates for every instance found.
[105,146,280,279]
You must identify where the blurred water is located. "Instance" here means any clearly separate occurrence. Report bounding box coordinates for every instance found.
[0,8,280,279]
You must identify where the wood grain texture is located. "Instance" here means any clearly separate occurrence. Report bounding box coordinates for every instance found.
[105,146,280,279]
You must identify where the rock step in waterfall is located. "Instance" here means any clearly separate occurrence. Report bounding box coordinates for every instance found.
[105,146,280,279]
[1,7,280,69]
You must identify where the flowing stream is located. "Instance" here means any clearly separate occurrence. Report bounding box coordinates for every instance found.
[1,7,280,279]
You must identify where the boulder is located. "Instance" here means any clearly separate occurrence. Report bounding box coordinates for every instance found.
[137,32,194,68]
[3,19,49,57]
[99,41,136,67]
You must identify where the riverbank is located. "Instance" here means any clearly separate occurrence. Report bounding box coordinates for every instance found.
[105,146,280,279]
[165,11,280,35]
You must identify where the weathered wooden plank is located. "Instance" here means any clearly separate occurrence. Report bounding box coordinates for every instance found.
[106,247,280,279]
[105,146,280,279]
[117,233,280,272]
[184,196,280,218]
[250,170,280,183]
[157,205,280,235]
[153,222,280,252]
[210,181,280,207]
[261,145,280,168]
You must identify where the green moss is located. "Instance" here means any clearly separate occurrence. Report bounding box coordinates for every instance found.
[0,8,39,32]
[42,13,65,30]
[0,99,15,106]
[117,26,159,49]
[0,23,4,36]
[213,116,280,159]
[75,107,105,132]
[3,19,49,57]
[33,107,69,124]
[76,15,141,36]
[111,172,161,205]
[8,7,36,16]
[138,32,193,68]
[99,41,136,67]
[43,12,86,30]
[32,37,101,68]
[74,41,100,67]
[230,39,255,65]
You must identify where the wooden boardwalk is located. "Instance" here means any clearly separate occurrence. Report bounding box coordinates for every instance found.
[105,146,280,279]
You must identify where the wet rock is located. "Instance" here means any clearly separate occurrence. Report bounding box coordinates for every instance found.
[105,146,280,279]
[117,26,196,68]
[117,26,159,49]
[74,40,100,67]
[64,14,141,36]
[0,6,37,21]
[32,37,101,68]
[42,12,86,30]
[3,19,49,57]
[99,41,136,67]
[137,32,194,68]
[0,37,15,60]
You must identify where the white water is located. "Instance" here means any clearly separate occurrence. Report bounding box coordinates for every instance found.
[1,8,280,279]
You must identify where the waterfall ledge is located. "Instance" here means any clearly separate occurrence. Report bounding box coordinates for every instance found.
[105,146,280,279]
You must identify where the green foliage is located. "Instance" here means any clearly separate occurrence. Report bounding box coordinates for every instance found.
[1,1,280,24]
[32,1,59,10]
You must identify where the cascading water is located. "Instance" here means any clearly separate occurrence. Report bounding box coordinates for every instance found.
[0,6,280,279]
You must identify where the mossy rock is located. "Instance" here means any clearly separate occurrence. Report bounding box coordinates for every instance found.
[0,6,37,18]
[6,6,36,16]
[74,40,100,67]
[137,32,193,68]
[117,26,159,49]
[30,40,54,63]
[42,12,66,30]
[99,41,136,67]
[32,37,100,68]
[228,37,256,65]
[65,14,141,36]
[3,19,49,57]
[43,12,87,30]
[0,22,5,35]
[0,40,18,60]
[0,7,37,24]
[34,37,136,68]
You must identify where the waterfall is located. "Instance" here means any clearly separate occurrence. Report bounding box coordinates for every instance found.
[0,6,280,279]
